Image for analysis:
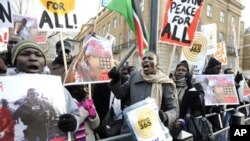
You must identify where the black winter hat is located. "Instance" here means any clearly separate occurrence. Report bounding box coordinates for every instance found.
[206,57,221,69]
[56,40,71,52]
[176,60,190,72]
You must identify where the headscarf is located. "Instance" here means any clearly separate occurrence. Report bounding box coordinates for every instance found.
[141,69,177,108]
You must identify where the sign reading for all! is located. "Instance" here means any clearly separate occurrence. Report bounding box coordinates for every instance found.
[160,0,204,47]
[35,0,79,31]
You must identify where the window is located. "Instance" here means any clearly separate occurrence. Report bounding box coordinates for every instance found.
[140,0,144,12]
[113,18,117,28]
[219,32,224,42]
[220,11,225,23]
[107,22,110,32]
[206,4,212,17]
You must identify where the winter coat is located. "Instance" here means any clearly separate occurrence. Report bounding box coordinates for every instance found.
[109,70,179,126]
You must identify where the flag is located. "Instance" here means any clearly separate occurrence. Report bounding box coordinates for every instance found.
[102,0,149,58]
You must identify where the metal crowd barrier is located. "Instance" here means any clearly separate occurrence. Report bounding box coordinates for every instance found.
[96,107,250,141]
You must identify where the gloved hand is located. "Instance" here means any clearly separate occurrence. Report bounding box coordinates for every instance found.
[235,71,243,84]
[159,110,168,123]
[185,72,193,89]
[83,99,97,118]
[58,114,77,132]
[108,67,120,83]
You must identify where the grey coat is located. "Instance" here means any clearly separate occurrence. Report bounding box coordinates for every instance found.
[110,71,179,126]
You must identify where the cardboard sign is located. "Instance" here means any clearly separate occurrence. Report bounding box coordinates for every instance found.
[160,0,204,47]
[9,14,47,44]
[201,23,217,55]
[214,42,227,65]
[180,32,207,74]
[123,98,172,141]
[0,0,13,27]
[64,36,113,86]
[34,0,81,31]
[194,74,239,105]
[0,27,8,51]
[0,74,69,141]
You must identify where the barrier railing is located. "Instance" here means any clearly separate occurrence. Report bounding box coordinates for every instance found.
[96,107,250,141]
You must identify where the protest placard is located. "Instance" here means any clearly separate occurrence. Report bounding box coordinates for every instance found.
[193,74,239,105]
[160,0,204,47]
[0,74,69,141]
[64,36,113,86]
[180,32,207,74]
[34,0,82,32]
[123,98,172,141]
[0,27,8,51]
[0,0,13,27]
[214,41,227,65]
[201,23,217,55]
[9,14,47,44]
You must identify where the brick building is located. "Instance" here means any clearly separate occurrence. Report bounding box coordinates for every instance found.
[74,0,245,74]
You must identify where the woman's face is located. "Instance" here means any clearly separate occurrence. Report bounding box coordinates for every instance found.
[141,52,157,75]
[175,65,188,80]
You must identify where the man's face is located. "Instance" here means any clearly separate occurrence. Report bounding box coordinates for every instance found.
[175,65,188,80]
[7,36,22,52]
[15,48,45,73]
[141,52,157,75]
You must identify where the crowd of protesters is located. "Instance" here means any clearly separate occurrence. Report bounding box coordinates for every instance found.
[0,34,250,141]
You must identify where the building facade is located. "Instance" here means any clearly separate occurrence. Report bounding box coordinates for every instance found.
[74,0,244,74]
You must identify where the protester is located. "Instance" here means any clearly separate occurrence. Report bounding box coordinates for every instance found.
[170,60,206,139]
[0,99,15,141]
[10,40,83,139]
[127,65,135,75]
[49,40,74,82]
[108,51,179,139]
[66,85,100,141]
[0,35,23,67]
[172,60,205,118]
[13,88,58,141]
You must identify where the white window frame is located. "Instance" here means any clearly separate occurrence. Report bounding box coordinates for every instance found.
[206,4,212,17]
[220,11,225,23]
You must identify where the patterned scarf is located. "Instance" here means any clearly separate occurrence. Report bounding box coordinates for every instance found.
[141,69,177,108]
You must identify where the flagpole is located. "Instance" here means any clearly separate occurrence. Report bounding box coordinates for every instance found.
[149,0,159,52]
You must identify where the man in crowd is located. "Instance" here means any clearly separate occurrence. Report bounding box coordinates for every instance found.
[49,40,73,82]
[108,51,179,140]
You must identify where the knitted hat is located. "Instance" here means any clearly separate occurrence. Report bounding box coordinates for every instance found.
[11,40,46,65]
[206,57,221,69]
